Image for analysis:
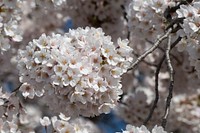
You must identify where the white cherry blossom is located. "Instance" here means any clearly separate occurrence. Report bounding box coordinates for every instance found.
[17,27,133,117]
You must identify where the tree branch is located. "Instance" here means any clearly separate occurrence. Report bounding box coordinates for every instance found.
[145,39,182,65]
[128,28,172,71]
[132,52,157,67]
[121,5,130,40]
[143,54,165,125]
[162,34,174,128]
[11,83,22,94]
[143,36,182,125]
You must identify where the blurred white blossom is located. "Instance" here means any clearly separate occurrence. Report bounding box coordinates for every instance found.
[117,125,167,133]
[0,0,23,52]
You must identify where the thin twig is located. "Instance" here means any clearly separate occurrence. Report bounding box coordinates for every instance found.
[121,5,130,40]
[128,28,172,71]
[162,35,174,128]
[132,52,157,67]
[170,37,182,49]
[143,55,165,125]
[145,39,182,65]
[143,36,182,125]
[12,83,22,93]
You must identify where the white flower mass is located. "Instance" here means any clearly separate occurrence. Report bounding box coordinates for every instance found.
[0,0,22,52]
[117,124,167,133]
[17,27,133,117]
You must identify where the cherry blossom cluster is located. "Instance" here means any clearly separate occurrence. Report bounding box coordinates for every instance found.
[66,0,128,41]
[28,0,67,7]
[0,116,21,133]
[176,1,200,38]
[126,0,178,75]
[0,87,18,132]
[0,84,100,133]
[116,125,167,133]
[1,0,200,132]
[0,87,23,123]
[0,0,22,52]
[0,87,11,109]
[175,1,200,78]
[0,105,42,133]
[127,0,175,42]
[40,114,100,133]
[17,27,133,117]
[172,90,200,132]
[115,89,166,129]
[116,81,200,132]
[127,0,200,79]
[0,87,36,132]
[19,0,66,40]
